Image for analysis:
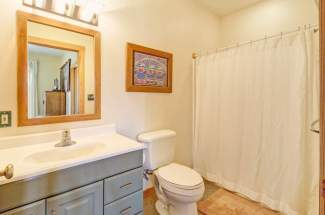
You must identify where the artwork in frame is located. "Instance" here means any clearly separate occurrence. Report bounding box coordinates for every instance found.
[126,43,173,93]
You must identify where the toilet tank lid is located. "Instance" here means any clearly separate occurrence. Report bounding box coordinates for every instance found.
[137,130,176,143]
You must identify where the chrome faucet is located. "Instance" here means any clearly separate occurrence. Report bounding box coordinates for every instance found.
[55,129,76,147]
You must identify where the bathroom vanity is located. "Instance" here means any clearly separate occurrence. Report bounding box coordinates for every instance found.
[0,125,145,215]
[5,11,146,215]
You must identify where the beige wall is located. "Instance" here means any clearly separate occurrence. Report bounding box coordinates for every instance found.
[220,0,318,47]
[100,0,220,166]
[0,0,220,166]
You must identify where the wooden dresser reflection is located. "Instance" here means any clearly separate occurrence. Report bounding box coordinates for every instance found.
[45,91,66,116]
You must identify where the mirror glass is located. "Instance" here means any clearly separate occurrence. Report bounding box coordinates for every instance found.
[27,21,95,118]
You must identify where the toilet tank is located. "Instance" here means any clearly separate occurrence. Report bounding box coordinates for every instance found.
[137,130,176,171]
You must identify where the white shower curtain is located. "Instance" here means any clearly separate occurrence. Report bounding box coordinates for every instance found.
[193,30,319,215]
[28,60,39,118]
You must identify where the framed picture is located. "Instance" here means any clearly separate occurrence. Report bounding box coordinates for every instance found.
[126,43,173,93]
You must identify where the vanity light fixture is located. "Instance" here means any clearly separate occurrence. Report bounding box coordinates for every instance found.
[22,0,104,26]
[80,0,103,24]
[53,0,73,15]
[23,0,33,5]
[35,0,45,8]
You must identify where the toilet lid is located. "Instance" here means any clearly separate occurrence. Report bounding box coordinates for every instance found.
[157,163,203,189]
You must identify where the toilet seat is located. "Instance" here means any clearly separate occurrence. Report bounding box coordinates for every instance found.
[155,163,204,196]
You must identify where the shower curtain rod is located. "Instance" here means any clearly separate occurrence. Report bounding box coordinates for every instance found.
[192,24,319,59]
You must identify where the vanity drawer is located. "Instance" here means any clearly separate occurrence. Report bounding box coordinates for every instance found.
[104,168,143,204]
[0,200,45,215]
[104,191,143,215]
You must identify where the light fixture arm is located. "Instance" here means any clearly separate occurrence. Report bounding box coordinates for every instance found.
[22,0,103,26]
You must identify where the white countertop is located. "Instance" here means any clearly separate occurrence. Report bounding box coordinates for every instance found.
[0,125,145,185]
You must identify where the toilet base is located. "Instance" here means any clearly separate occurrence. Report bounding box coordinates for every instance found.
[155,200,169,215]
[155,200,198,215]
[169,201,198,215]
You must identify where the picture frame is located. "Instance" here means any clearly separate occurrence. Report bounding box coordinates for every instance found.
[126,43,173,93]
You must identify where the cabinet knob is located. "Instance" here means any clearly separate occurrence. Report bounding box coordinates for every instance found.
[51,209,56,215]
[0,164,14,179]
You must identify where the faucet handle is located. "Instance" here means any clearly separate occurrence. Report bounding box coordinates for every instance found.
[63,129,70,135]
[62,129,71,139]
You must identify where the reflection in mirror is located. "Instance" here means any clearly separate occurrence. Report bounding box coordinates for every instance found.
[27,21,95,119]
[17,11,101,126]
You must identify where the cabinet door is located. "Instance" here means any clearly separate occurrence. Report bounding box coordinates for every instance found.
[0,200,45,215]
[47,181,103,215]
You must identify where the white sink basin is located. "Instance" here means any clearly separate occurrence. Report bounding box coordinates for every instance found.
[0,124,146,186]
[24,143,107,164]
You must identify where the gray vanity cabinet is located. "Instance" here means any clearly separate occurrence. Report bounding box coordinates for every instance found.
[0,151,143,215]
[104,191,143,215]
[46,181,103,215]
[0,201,45,215]
[104,168,143,205]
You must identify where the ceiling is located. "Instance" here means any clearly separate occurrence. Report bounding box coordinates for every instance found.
[101,0,264,16]
[195,0,264,16]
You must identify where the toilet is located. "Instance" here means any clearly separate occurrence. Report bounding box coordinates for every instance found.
[138,130,205,215]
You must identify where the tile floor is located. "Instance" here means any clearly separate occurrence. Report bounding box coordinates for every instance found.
[143,180,219,215]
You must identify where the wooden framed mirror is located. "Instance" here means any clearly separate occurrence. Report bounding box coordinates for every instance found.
[17,11,101,126]
[320,1,324,214]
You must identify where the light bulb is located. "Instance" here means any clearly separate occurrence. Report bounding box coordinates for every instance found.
[79,0,104,22]
[54,0,66,14]
[35,0,44,8]
[75,0,87,7]
[80,8,94,22]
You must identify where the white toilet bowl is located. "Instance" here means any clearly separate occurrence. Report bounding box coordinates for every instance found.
[153,163,205,215]
[137,130,205,215]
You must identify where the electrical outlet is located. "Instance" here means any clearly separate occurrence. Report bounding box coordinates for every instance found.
[88,94,95,101]
[2,114,8,124]
[0,111,11,128]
